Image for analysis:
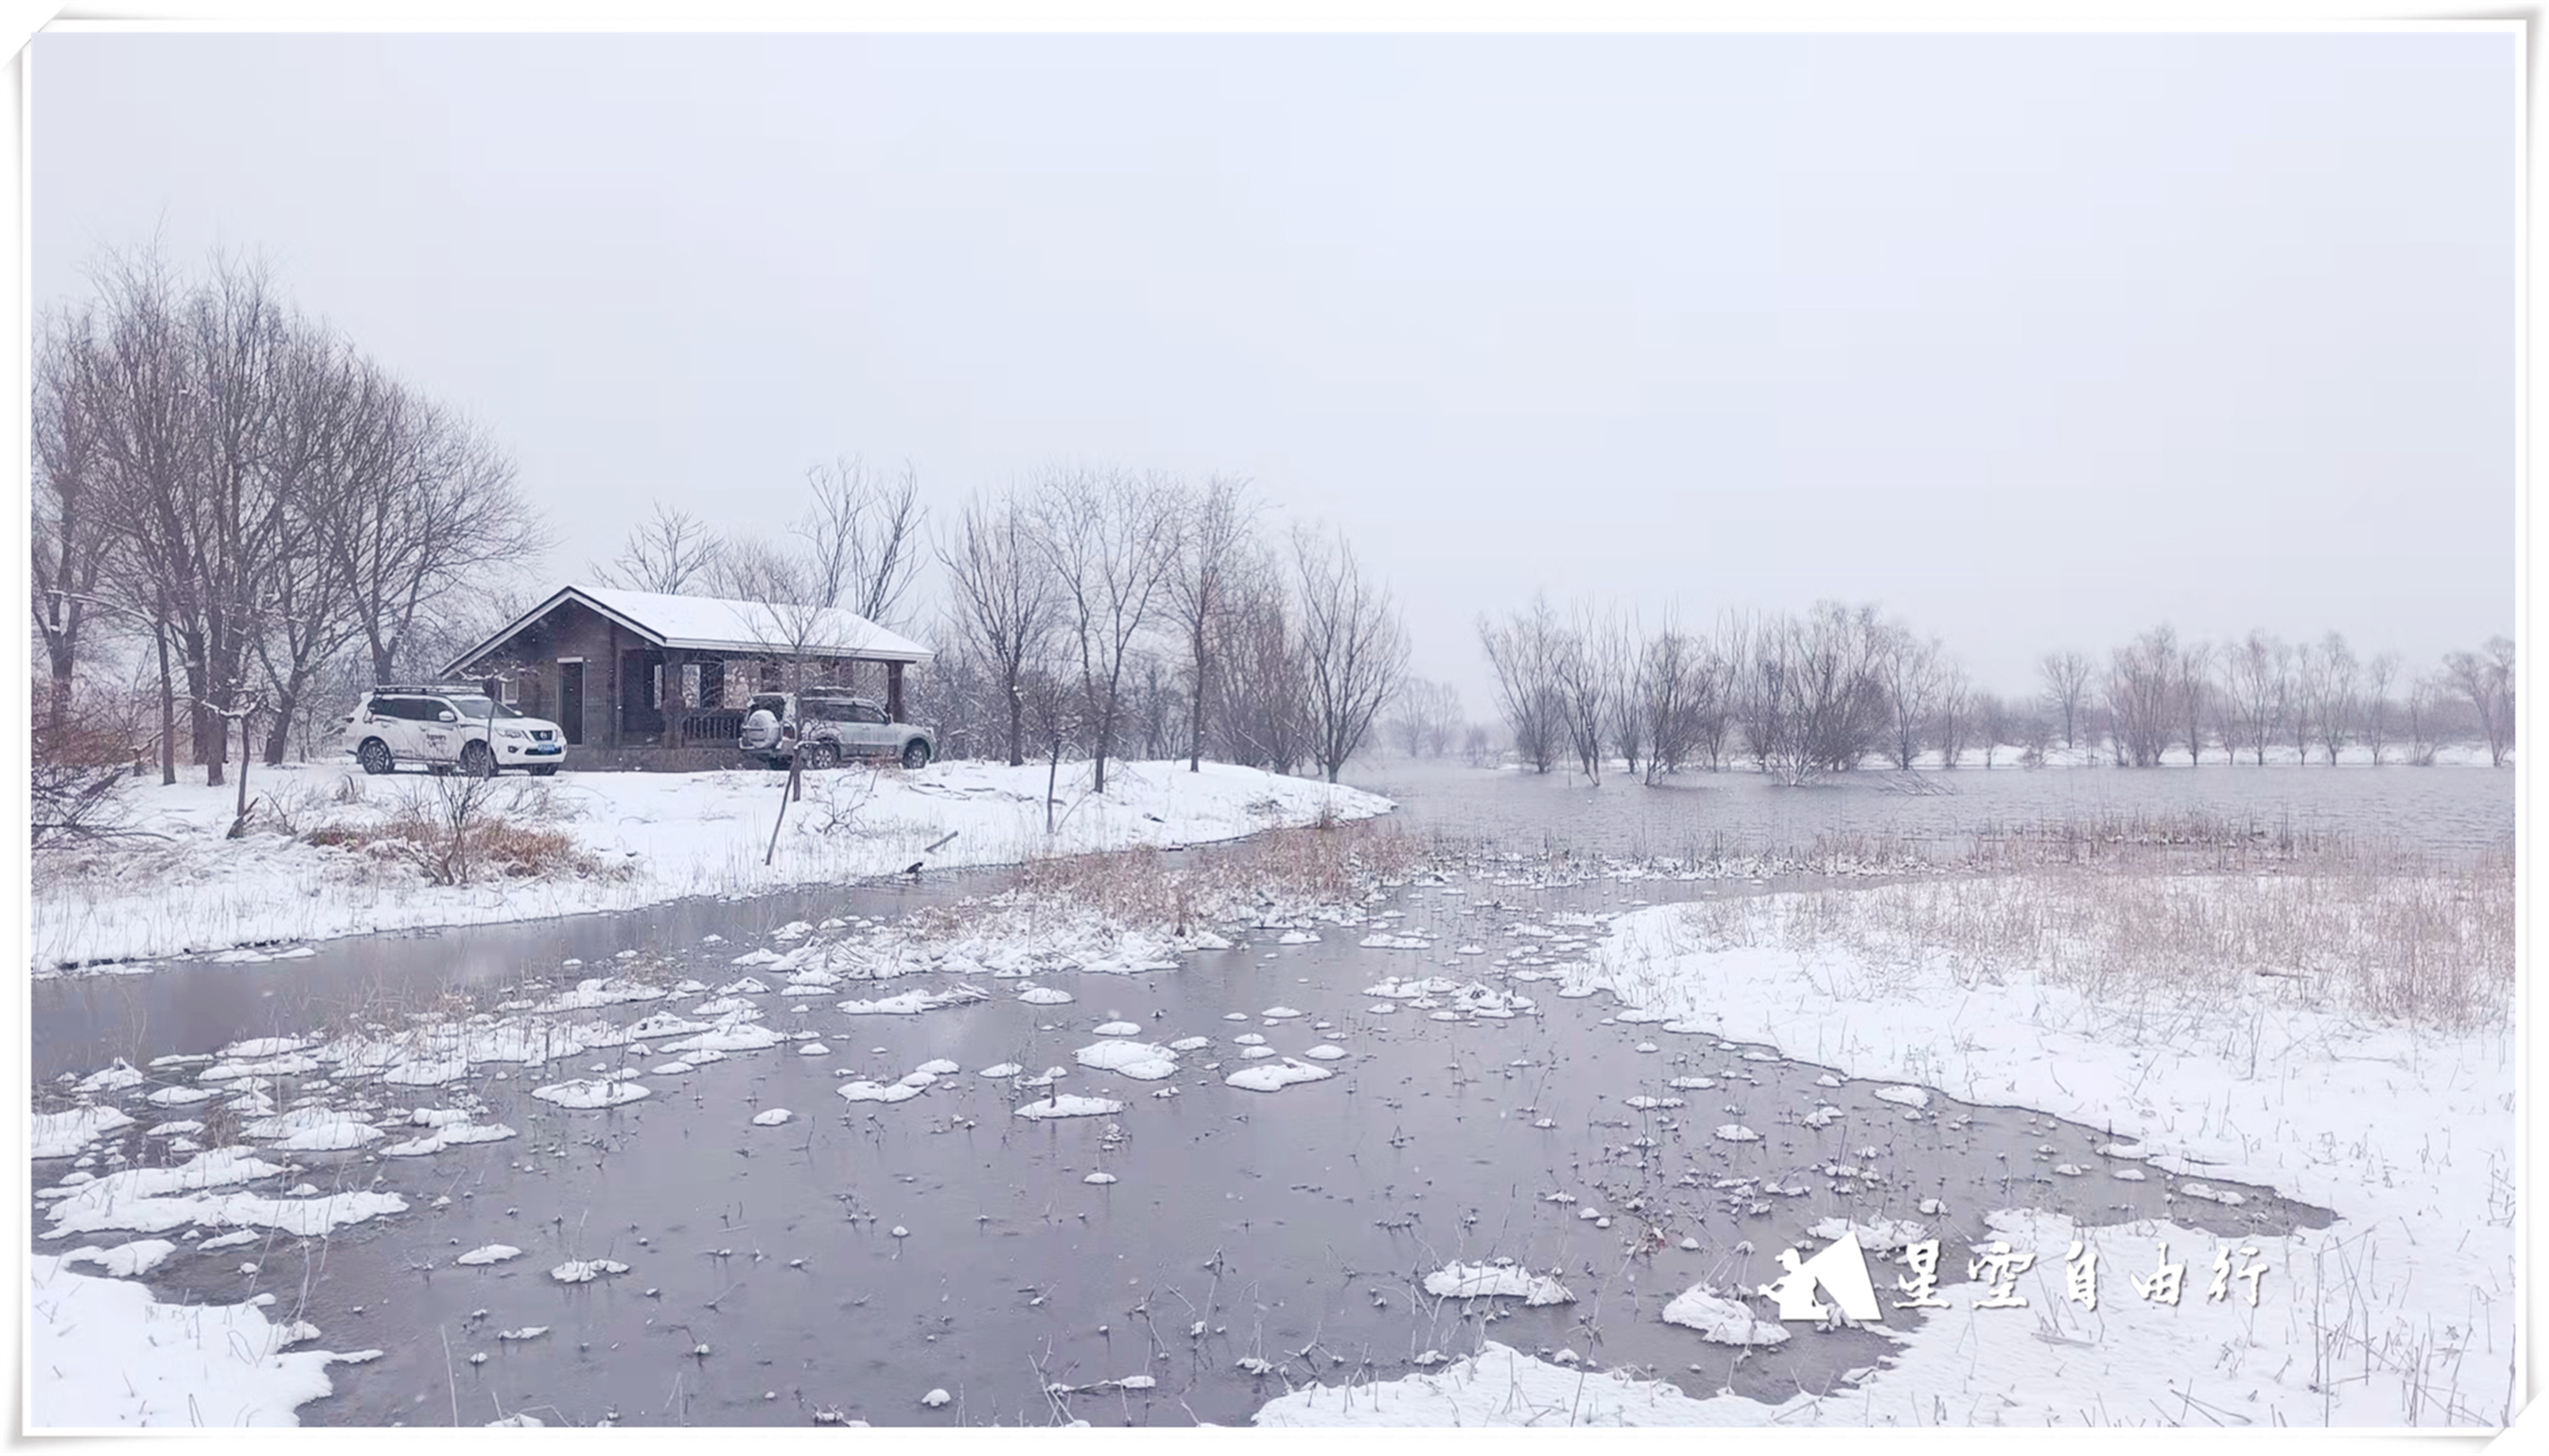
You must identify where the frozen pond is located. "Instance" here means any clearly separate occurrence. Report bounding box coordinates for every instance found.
[30,788,2351,1426]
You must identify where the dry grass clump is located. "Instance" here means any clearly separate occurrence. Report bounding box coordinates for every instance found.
[302,775,619,887]
[1014,821,1421,935]
[1675,849,2512,1033]
[1963,807,2351,873]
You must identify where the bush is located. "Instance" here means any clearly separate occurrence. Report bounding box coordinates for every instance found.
[31,694,145,854]
[303,773,611,887]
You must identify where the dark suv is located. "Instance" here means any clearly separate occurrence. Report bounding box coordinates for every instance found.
[737,689,935,770]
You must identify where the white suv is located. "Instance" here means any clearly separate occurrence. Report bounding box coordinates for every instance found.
[738,689,935,770]
[342,686,568,777]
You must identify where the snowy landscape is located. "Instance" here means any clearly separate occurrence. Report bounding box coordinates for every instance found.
[31,759,1391,972]
[22,21,2519,1436]
[27,756,2513,1428]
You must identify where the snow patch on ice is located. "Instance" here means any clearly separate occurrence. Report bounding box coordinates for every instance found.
[1421,1263,1574,1305]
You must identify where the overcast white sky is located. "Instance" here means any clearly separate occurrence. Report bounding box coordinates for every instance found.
[32,30,2516,707]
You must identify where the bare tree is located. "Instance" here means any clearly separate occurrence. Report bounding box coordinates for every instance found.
[59,245,551,782]
[1020,662,1082,834]
[2405,674,2442,765]
[1633,621,1708,783]
[1692,630,1732,771]
[1749,602,1888,785]
[82,252,295,787]
[1599,613,1644,778]
[1292,523,1407,783]
[1933,667,1972,768]
[713,539,844,697]
[2103,626,2177,768]
[1478,595,1568,774]
[1875,623,1942,770]
[2314,632,2357,766]
[2017,703,2053,766]
[596,502,723,595]
[2178,641,2214,767]
[1727,612,1780,774]
[1130,650,1180,760]
[2364,652,2399,765]
[1164,474,1253,772]
[938,490,1059,766]
[1417,680,1463,757]
[1212,548,1312,774]
[328,375,545,685]
[2038,650,2092,753]
[798,455,928,628]
[1551,604,1610,781]
[2283,639,2317,765]
[248,325,372,760]
[2224,630,2283,766]
[1386,678,1461,759]
[2444,637,2515,767]
[1031,468,1182,793]
[1976,691,2011,769]
[31,306,114,733]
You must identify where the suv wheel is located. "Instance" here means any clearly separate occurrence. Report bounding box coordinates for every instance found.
[358,738,395,776]
[901,739,931,770]
[460,741,495,778]
[800,740,839,771]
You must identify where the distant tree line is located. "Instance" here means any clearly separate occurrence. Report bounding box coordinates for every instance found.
[2059,627,2514,770]
[1473,596,2515,782]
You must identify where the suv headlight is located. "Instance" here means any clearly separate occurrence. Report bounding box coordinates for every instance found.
[499,727,526,740]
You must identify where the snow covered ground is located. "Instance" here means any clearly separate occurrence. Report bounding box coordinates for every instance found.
[31,759,1393,970]
[1257,883,2513,1428]
[29,1254,380,1428]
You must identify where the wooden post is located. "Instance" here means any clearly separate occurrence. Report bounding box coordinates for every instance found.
[663,649,687,748]
[235,711,252,818]
[766,753,801,866]
[887,660,906,724]
[228,704,254,838]
[605,622,621,748]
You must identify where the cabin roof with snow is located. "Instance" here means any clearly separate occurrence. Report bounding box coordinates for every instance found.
[442,584,933,678]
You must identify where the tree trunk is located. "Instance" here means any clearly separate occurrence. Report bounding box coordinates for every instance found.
[1046,741,1061,834]
[231,711,254,833]
[1006,672,1026,768]
[184,637,228,787]
[262,686,301,765]
[1090,699,1111,793]
[155,625,177,787]
[1187,636,1207,773]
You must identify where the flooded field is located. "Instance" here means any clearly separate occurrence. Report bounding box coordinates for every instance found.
[1359,759,2513,864]
[31,770,2370,1425]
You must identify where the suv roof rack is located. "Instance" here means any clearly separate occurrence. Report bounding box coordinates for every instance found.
[370,684,483,697]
